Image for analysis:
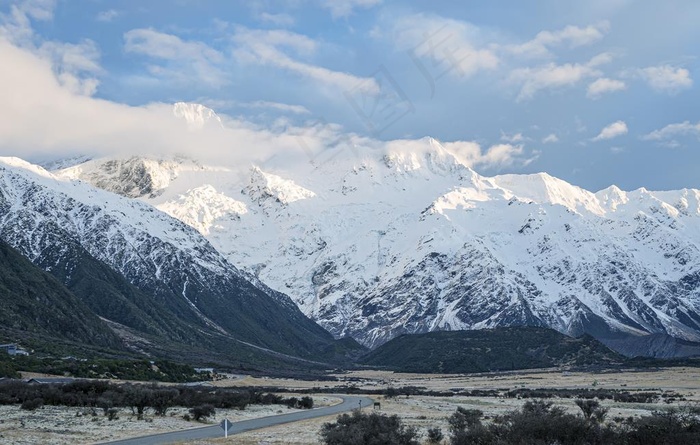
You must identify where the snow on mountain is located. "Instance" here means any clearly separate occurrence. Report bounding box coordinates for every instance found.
[172,102,223,130]
[0,156,343,358]
[47,109,700,351]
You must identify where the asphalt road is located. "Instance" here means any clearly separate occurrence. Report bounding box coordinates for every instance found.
[100,395,374,445]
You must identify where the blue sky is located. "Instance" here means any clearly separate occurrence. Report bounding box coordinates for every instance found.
[1,0,699,191]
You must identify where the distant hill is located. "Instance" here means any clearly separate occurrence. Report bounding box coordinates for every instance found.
[601,333,700,359]
[360,327,624,373]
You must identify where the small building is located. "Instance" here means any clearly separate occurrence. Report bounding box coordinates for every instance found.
[27,377,78,385]
[194,367,215,374]
[0,344,29,356]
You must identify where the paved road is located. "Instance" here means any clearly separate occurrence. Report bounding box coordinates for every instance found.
[100,395,373,445]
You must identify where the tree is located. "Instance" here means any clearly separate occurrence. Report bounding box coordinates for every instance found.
[124,386,152,420]
[321,411,418,445]
[152,388,178,416]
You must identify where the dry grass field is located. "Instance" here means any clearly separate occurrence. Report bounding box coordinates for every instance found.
[1,367,699,444]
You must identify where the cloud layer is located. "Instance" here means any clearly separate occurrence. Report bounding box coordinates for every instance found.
[0,37,530,172]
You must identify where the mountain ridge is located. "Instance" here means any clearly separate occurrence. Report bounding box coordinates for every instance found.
[0,239,123,350]
[39,104,700,356]
[0,156,362,366]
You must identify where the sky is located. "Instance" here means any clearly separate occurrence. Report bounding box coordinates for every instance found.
[0,0,699,192]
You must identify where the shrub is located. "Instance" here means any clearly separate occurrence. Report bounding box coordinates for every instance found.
[623,407,700,445]
[575,398,609,424]
[189,404,216,421]
[21,398,44,411]
[427,427,444,444]
[490,400,593,445]
[107,408,119,421]
[448,407,494,445]
[448,407,484,432]
[321,411,418,445]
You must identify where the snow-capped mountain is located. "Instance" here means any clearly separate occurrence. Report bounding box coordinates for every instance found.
[173,102,223,130]
[47,103,700,354]
[0,157,347,360]
[55,137,700,354]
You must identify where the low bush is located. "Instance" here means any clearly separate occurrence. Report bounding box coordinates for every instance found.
[321,411,418,445]
[189,404,215,421]
[426,427,444,444]
[445,400,700,445]
[20,397,44,411]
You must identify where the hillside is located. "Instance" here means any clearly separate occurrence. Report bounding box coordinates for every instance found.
[0,240,122,350]
[360,327,624,373]
[0,157,364,369]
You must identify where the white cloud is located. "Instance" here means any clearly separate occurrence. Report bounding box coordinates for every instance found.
[35,39,103,96]
[0,0,54,45]
[96,9,120,23]
[593,120,628,141]
[1,1,101,96]
[0,37,538,177]
[0,38,313,164]
[258,12,295,27]
[321,0,382,19]
[383,139,533,170]
[643,121,700,143]
[391,14,499,81]
[542,133,559,144]
[587,77,626,99]
[507,22,609,58]
[245,101,310,115]
[509,54,608,101]
[233,28,317,55]
[586,52,614,67]
[124,28,227,88]
[475,143,529,168]
[233,27,379,94]
[500,131,524,143]
[638,65,692,93]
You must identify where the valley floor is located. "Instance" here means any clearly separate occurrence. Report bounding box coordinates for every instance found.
[205,367,700,444]
[2,367,699,444]
[0,396,340,444]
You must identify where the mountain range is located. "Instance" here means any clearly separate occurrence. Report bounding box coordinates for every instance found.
[3,102,700,362]
[0,156,363,369]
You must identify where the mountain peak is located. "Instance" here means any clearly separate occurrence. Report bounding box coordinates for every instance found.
[494,172,605,215]
[172,102,223,130]
[0,157,55,179]
[245,166,316,205]
[595,185,629,211]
